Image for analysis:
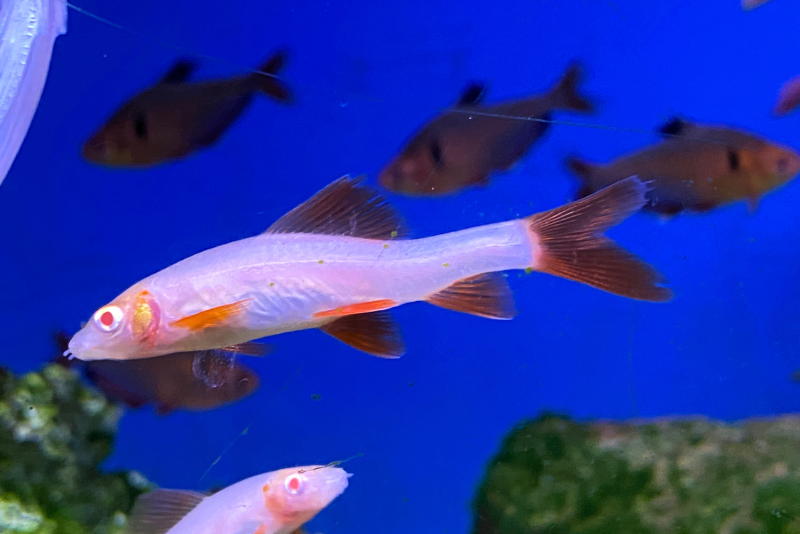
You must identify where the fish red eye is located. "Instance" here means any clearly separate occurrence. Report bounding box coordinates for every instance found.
[93,305,124,333]
[284,474,304,495]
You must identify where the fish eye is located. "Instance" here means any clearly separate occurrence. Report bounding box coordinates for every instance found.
[777,157,790,174]
[284,474,304,495]
[134,112,148,139]
[93,305,124,333]
[430,140,443,165]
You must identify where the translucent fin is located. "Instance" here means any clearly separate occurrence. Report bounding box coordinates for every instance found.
[265,175,409,239]
[222,342,271,357]
[319,310,405,358]
[129,489,205,534]
[426,273,515,319]
[528,176,673,302]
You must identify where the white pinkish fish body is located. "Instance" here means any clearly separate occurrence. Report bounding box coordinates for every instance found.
[128,465,349,534]
[0,0,67,188]
[67,175,671,361]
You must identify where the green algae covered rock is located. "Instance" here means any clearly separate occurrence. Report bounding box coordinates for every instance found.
[0,364,151,534]
[473,413,800,534]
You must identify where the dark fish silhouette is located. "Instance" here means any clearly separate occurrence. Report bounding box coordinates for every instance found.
[83,50,291,167]
[567,117,800,215]
[53,331,261,415]
[379,62,594,196]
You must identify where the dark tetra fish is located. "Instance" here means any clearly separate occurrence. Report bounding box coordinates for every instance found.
[53,331,262,415]
[567,117,800,216]
[83,50,292,167]
[379,62,594,196]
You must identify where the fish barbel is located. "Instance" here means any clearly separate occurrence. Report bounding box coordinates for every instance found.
[67,175,671,361]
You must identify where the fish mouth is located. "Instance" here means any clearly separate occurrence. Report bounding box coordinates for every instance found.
[66,330,106,361]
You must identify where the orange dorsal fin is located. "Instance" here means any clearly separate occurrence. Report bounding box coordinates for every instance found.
[312,299,397,318]
[129,489,206,534]
[425,273,516,319]
[319,310,405,358]
[264,175,409,239]
[170,299,251,331]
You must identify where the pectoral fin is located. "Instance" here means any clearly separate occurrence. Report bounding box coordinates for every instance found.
[170,299,252,331]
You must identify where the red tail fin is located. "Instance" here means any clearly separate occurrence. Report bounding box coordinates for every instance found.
[527,177,672,302]
[254,50,292,103]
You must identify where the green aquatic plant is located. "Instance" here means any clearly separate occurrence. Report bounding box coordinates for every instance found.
[473,413,800,534]
[0,364,151,534]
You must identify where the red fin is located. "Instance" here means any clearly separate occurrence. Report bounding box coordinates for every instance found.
[254,50,292,103]
[265,175,409,239]
[129,489,205,534]
[170,299,251,331]
[313,299,397,318]
[426,273,515,319]
[320,310,405,358]
[221,342,272,357]
[550,62,594,113]
[253,526,267,534]
[528,176,673,302]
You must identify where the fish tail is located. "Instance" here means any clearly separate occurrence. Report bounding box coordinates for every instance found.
[550,61,594,113]
[565,155,599,199]
[254,50,292,103]
[526,177,672,302]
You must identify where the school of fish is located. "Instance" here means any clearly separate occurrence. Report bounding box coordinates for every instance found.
[1,1,798,532]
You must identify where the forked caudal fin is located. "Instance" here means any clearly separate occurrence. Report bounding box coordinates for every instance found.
[527,177,673,302]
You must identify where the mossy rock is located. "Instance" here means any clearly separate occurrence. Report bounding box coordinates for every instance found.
[0,364,151,534]
[473,413,800,534]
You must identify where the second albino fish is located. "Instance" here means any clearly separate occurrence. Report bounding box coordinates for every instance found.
[67,175,671,361]
[128,465,349,534]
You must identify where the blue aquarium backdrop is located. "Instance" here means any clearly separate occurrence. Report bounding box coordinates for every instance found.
[1,0,800,533]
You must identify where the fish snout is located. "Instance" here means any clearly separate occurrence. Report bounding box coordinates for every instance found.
[309,466,350,502]
[66,329,96,361]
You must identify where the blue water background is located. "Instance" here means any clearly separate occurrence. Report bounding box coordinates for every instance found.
[1,1,800,532]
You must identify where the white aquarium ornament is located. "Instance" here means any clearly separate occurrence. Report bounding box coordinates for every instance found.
[0,0,67,188]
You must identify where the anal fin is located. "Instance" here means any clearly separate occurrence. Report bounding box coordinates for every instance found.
[319,310,404,358]
[425,273,516,319]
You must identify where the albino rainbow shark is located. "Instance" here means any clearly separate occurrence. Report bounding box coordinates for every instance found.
[67,174,671,361]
